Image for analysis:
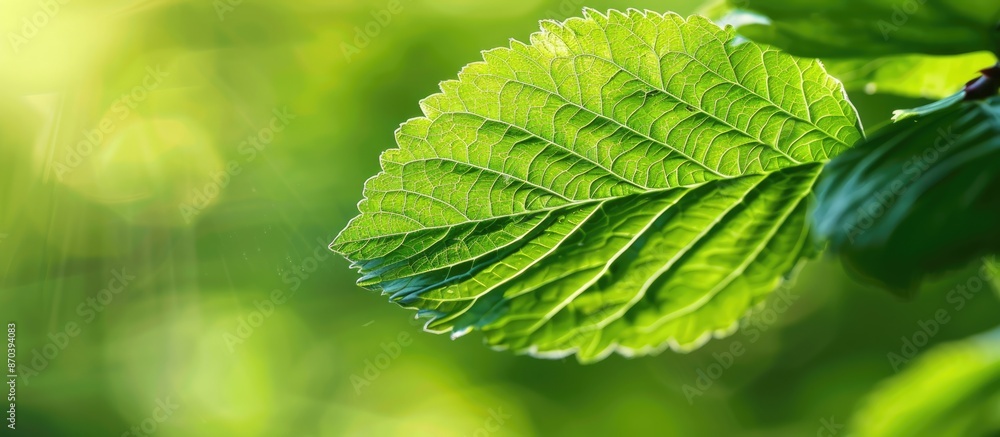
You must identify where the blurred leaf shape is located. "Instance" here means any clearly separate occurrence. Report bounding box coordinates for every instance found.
[890,91,968,122]
[814,96,1000,294]
[332,9,863,362]
[851,328,1000,437]
[824,52,998,99]
[726,0,1000,58]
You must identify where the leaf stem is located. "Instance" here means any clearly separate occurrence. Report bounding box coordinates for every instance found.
[963,62,1000,101]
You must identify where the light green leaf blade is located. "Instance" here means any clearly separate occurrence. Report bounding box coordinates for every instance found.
[814,96,1000,293]
[891,91,966,122]
[727,0,1000,58]
[851,329,1000,437]
[824,52,998,99]
[332,9,863,362]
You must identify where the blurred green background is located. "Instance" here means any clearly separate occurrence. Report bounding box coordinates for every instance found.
[2,1,999,436]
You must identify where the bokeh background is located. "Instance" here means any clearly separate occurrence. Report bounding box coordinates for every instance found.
[1,0,999,436]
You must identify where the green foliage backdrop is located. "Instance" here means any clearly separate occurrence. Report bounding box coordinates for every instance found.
[1,0,999,436]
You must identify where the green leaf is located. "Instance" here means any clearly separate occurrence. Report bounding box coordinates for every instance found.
[714,8,998,100]
[814,96,1000,293]
[850,329,1000,437]
[989,258,1000,299]
[891,91,966,122]
[823,52,998,100]
[727,0,1000,58]
[332,10,863,362]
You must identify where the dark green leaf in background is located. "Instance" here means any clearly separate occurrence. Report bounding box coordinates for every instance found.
[333,10,863,361]
[814,96,1000,293]
[726,0,1000,58]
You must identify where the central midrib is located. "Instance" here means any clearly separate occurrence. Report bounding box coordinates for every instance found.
[337,161,827,248]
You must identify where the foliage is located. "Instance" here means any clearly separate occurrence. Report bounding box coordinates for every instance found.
[727,0,1000,57]
[334,0,1000,396]
[814,96,1000,293]
[851,328,1000,436]
[329,0,1000,434]
[333,10,862,361]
